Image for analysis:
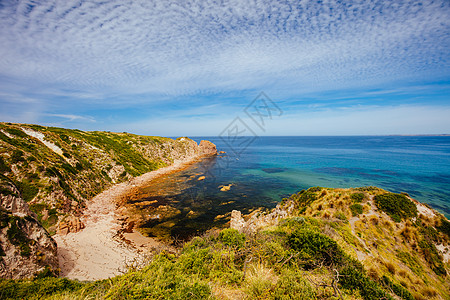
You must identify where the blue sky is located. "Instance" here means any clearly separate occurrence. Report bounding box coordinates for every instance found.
[0,0,449,136]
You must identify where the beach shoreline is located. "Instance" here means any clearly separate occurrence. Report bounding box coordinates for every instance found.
[53,155,213,281]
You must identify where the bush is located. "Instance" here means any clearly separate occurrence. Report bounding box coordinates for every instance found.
[350,204,363,216]
[6,216,32,256]
[396,251,423,276]
[0,156,11,173]
[0,277,83,299]
[374,193,417,222]
[351,192,365,203]
[339,265,391,300]
[418,240,446,276]
[15,180,39,202]
[271,269,316,299]
[436,218,450,237]
[10,150,25,164]
[290,187,320,208]
[218,228,246,248]
[105,253,212,299]
[381,276,414,300]
[288,229,345,267]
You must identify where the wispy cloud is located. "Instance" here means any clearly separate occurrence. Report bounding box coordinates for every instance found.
[0,0,449,133]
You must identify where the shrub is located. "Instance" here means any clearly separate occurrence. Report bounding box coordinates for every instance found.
[350,204,363,216]
[0,277,83,299]
[288,229,345,267]
[6,216,32,256]
[334,212,348,222]
[104,253,212,299]
[271,269,316,299]
[396,251,423,276]
[351,192,365,203]
[339,265,391,300]
[290,187,321,208]
[374,193,417,222]
[381,276,414,300]
[436,218,450,237]
[59,134,70,143]
[60,163,77,175]
[4,127,28,138]
[10,150,25,164]
[418,240,446,276]
[218,228,246,248]
[0,156,11,173]
[15,180,39,202]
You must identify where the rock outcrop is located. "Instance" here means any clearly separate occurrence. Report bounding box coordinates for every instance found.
[230,201,295,234]
[198,140,217,156]
[57,216,85,235]
[0,177,58,278]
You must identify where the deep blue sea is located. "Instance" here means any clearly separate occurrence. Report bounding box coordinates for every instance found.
[136,136,450,239]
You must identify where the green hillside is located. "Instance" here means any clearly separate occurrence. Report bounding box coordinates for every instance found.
[1,187,448,299]
[0,122,201,234]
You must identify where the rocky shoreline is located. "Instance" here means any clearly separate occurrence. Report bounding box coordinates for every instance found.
[53,141,217,281]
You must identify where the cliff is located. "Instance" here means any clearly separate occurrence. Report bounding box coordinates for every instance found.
[0,123,215,234]
[0,122,216,279]
[0,176,58,279]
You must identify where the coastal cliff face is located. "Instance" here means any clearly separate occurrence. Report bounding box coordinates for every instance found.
[0,122,215,235]
[0,176,58,279]
[0,122,216,278]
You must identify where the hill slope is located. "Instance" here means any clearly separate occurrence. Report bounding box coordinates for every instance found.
[0,122,216,279]
[0,122,214,234]
[1,187,448,299]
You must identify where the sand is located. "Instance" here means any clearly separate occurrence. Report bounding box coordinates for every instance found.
[53,157,205,281]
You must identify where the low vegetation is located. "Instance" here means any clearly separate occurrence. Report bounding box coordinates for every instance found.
[1,186,448,299]
[374,193,417,222]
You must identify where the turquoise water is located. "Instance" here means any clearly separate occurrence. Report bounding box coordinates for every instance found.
[136,136,450,240]
[193,136,450,217]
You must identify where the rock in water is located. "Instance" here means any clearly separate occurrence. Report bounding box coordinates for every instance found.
[199,140,217,156]
[0,177,58,279]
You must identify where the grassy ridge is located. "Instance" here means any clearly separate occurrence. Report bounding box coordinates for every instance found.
[1,187,448,299]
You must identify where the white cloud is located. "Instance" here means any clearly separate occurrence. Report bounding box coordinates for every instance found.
[0,0,448,97]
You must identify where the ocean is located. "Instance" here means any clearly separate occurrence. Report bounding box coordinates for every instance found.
[134,136,450,240]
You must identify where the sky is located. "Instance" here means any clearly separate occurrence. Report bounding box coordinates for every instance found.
[0,0,449,136]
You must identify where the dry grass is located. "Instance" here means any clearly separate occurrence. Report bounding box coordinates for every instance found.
[369,215,379,226]
[367,267,380,281]
[384,261,396,275]
[397,268,407,278]
[244,263,278,298]
[421,287,438,298]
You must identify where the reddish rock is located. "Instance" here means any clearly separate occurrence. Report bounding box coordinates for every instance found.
[199,140,217,156]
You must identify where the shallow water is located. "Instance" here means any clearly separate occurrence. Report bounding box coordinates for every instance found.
[132,136,450,240]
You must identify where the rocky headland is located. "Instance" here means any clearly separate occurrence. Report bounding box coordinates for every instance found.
[0,122,216,279]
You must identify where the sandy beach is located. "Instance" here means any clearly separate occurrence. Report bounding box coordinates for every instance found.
[53,156,206,281]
